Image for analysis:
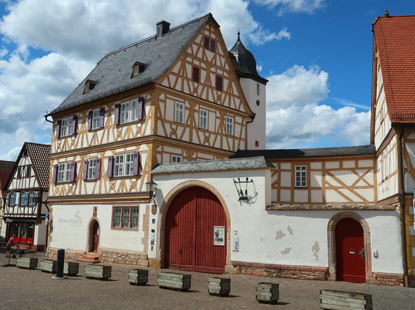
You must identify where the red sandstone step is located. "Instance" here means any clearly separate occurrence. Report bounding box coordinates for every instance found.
[77,252,100,263]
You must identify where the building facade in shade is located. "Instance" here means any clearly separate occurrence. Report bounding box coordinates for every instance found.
[0,160,15,241]
[45,13,415,286]
[2,142,50,251]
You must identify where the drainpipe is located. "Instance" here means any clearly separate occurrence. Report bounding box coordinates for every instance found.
[398,125,409,287]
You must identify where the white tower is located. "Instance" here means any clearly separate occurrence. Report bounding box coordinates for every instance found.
[229,33,268,150]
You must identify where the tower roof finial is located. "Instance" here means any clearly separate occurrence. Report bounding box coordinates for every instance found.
[237,30,240,40]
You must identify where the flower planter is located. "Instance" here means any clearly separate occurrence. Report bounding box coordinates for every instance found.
[157,272,191,291]
[64,262,79,276]
[16,257,38,270]
[256,282,279,304]
[40,259,57,273]
[85,264,111,280]
[128,268,148,285]
[208,277,231,296]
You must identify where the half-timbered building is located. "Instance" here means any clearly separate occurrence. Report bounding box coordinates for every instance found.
[2,143,50,251]
[45,13,412,286]
[0,160,15,241]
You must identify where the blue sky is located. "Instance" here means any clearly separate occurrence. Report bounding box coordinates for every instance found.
[0,0,413,160]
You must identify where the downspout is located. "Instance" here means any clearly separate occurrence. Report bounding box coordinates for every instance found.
[398,125,409,287]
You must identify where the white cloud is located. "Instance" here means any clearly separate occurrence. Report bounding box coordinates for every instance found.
[254,0,326,15]
[249,26,291,45]
[266,65,370,148]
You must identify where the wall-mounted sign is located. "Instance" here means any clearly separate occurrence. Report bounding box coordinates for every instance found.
[232,235,239,251]
[213,226,225,246]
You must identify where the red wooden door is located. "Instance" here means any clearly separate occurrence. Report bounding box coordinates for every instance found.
[165,187,227,274]
[335,218,365,283]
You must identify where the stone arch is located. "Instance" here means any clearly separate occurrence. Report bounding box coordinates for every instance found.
[327,211,372,282]
[156,180,232,271]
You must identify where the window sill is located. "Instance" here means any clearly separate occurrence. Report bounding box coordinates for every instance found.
[117,119,146,127]
[110,175,141,180]
[55,181,75,185]
[294,187,308,189]
[111,227,139,231]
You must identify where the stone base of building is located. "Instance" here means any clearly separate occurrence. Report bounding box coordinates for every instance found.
[231,261,329,280]
[47,247,149,267]
[372,272,404,287]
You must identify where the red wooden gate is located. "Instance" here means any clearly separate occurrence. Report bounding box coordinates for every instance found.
[165,187,227,274]
[335,218,366,283]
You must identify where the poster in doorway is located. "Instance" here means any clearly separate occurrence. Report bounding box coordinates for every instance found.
[213,226,225,246]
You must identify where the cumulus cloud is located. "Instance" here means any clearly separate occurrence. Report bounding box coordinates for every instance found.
[254,0,326,15]
[266,65,370,148]
[249,26,291,45]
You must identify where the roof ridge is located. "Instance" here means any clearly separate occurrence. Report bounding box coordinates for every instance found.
[103,13,214,59]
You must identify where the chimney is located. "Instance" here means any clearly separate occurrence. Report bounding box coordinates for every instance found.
[156,20,170,38]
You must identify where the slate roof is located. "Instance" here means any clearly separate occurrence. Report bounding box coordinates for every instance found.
[229,33,268,84]
[48,13,219,115]
[231,145,375,159]
[372,15,415,123]
[26,143,51,189]
[152,156,275,175]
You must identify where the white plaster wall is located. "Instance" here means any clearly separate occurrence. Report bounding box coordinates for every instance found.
[240,78,266,150]
[152,170,402,274]
[50,204,146,252]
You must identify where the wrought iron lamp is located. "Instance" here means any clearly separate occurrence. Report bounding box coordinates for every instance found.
[233,177,254,201]
[145,180,158,198]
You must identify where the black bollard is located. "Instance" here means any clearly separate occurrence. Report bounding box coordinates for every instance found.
[53,249,65,279]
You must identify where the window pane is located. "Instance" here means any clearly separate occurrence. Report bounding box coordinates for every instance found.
[114,208,121,227]
[88,159,96,179]
[122,208,130,228]
[131,100,138,121]
[92,110,100,129]
[125,153,133,176]
[131,208,139,228]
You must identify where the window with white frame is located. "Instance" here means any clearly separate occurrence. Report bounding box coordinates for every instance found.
[112,206,139,229]
[119,101,139,124]
[28,192,33,206]
[60,117,74,137]
[87,159,97,180]
[199,108,207,130]
[91,109,100,130]
[175,102,184,123]
[226,116,233,136]
[114,153,134,177]
[57,163,72,183]
[295,166,307,187]
[171,155,182,163]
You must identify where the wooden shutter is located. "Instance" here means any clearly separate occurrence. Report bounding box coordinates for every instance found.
[216,75,223,91]
[210,40,215,52]
[72,115,78,134]
[99,107,105,128]
[138,98,144,120]
[107,156,114,178]
[70,162,77,182]
[114,104,120,125]
[95,158,101,180]
[52,164,58,183]
[23,192,29,206]
[204,36,209,49]
[192,66,200,82]
[88,111,93,131]
[32,191,37,206]
[83,160,88,180]
[6,193,10,206]
[55,120,61,138]
[133,152,140,176]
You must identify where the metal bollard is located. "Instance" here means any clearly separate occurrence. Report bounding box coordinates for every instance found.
[53,249,65,279]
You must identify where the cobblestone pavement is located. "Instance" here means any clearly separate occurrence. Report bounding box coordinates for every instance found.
[1,252,415,310]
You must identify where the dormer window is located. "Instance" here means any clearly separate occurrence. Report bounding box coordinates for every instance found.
[84,80,97,93]
[132,62,146,78]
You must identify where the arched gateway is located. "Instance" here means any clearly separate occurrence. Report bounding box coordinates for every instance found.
[165,187,227,274]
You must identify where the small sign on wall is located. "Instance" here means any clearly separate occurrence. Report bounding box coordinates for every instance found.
[213,226,225,246]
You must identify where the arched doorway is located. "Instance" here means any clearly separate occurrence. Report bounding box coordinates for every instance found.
[165,186,227,274]
[89,220,100,253]
[335,218,366,283]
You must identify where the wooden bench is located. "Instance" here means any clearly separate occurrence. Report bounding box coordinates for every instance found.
[157,272,191,291]
[208,277,231,296]
[85,264,112,280]
[256,282,279,304]
[128,269,148,285]
[16,257,38,270]
[320,290,372,310]
[40,259,57,273]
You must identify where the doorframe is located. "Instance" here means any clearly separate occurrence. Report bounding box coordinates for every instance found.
[157,180,232,271]
[327,212,373,282]
[87,217,101,253]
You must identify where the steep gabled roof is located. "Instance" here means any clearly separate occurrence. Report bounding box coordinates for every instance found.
[0,161,14,192]
[48,13,219,116]
[372,15,415,123]
[6,142,51,190]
